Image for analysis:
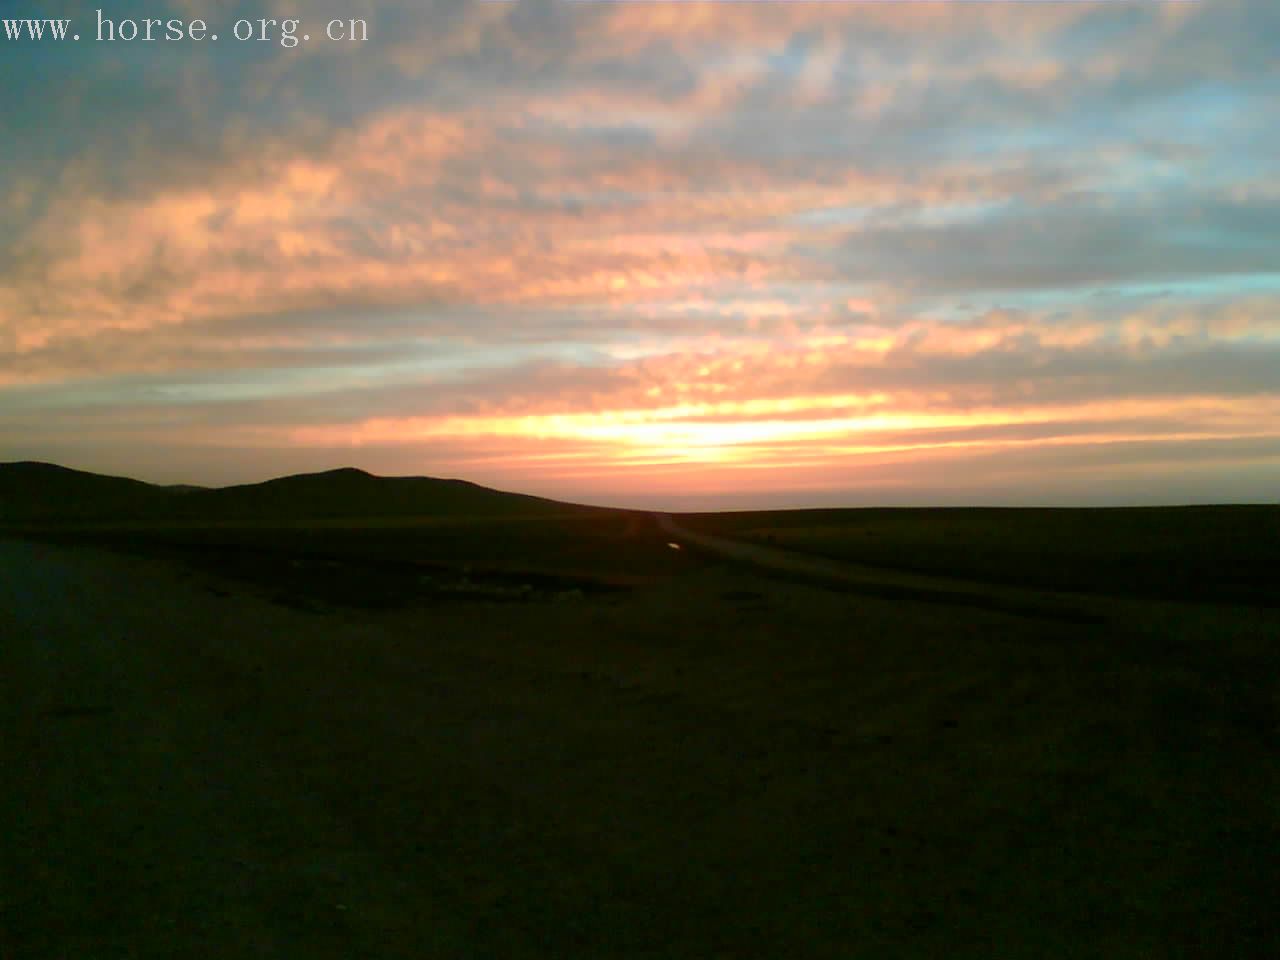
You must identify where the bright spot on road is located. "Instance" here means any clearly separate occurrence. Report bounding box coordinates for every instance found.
[667,542,683,551]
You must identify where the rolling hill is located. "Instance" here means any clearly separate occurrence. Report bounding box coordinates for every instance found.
[0,462,594,526]
[0,461,179,523]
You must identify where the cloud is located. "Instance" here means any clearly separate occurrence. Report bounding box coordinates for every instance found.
[2,0,1278,503]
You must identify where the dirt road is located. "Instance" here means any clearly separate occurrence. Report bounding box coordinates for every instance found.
[655,513,1103,623]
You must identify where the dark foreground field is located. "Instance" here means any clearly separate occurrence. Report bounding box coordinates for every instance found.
[2,506,1278,957]
[683,505,1280,608]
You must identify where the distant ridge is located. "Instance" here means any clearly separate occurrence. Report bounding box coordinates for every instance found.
[176,465,583,523]
[0,461,593,525]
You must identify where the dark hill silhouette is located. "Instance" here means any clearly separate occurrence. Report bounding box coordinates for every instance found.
[0,462,596,525]
[173,467,591,522]
[0,461,174,523]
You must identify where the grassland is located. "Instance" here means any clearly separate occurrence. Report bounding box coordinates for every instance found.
[2,464,1277,956]
[682,504,1280,607]
[22,511,682,601]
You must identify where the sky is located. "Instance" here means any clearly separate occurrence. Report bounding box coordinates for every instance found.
[3,0,1278,509]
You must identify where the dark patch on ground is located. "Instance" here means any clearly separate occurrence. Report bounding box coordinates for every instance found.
[153,541,627,610]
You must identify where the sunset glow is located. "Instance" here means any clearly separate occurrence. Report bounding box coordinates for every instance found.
[4,0,1279,507]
